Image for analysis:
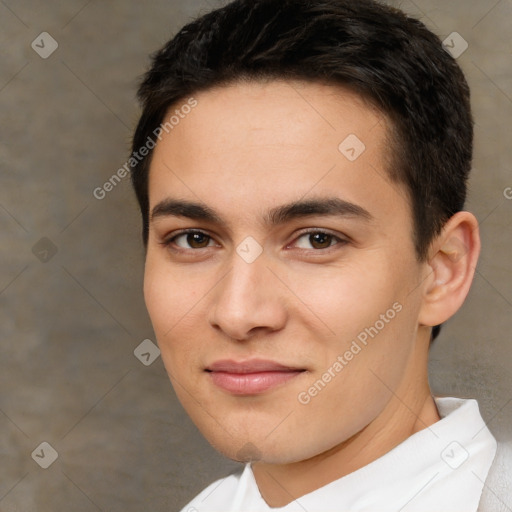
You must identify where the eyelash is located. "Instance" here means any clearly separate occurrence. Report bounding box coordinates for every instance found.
[160,228,348,253]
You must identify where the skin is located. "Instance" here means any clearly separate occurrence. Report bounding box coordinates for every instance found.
[143,80,480,506]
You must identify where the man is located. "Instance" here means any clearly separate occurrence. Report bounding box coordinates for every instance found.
[130,0,501,509]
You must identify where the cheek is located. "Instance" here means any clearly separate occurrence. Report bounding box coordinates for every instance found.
[144,254,204,324]
[285,257,395,337]
[290,256,418,383]
[144,259,175,332]
[143,256,206,363]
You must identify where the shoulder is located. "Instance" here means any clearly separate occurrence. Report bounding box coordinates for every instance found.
[478,441,512,512]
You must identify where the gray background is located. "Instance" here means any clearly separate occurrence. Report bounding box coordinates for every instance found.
[0,0,510,510]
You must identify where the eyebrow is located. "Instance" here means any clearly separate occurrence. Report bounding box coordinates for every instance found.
[150,197,373,227]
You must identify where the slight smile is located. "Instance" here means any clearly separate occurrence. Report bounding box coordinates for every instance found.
[205,359,307,395]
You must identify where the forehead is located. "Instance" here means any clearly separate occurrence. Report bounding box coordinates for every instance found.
[158,79,386,155]
[147,79,408,227]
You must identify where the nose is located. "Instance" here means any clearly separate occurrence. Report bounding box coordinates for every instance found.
[208,249,288,341]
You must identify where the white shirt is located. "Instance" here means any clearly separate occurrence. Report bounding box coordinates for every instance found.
[180,397,497,512]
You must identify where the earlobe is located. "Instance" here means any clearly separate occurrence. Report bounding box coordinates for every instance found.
[418,211,480,328]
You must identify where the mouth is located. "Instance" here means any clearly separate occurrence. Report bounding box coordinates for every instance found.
[205,359,307,395]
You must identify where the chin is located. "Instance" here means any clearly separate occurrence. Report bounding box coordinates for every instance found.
[204,430,307,465]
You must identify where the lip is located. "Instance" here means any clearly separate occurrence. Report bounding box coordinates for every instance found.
[205,359,306,394]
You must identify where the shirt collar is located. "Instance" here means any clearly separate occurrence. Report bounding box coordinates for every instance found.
[239,397,497,511]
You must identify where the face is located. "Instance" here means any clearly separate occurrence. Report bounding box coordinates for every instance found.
[144,80,427,464]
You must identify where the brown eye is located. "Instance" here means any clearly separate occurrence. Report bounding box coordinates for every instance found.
[169,231,215,249]
[294,231,340,250]
[309,232,333,249]
[188,232,210,248]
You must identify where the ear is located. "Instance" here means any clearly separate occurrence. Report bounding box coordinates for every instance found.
[418,211,481,328]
